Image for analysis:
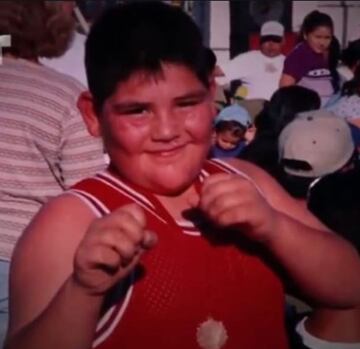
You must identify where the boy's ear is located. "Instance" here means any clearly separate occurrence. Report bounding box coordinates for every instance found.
[77,91,102,137]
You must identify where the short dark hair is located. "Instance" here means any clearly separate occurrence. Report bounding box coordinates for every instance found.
[308,169,360,252]
[215,120,246,138]
[277,171,315,199]
[341,39,360,70]
[85,1,211,113]
[255,86,321,137]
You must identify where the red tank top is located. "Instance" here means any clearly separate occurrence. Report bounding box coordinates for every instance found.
[70,159,288,349]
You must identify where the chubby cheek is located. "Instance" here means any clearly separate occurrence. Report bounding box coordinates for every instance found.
[184,106,215,144]
[102,117,150,155]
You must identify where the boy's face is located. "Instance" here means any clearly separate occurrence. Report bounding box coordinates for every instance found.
[216,130,243,150]
[82,63,216,195]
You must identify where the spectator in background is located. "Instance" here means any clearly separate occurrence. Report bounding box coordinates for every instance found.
[327,64,360,129]
[338,38,360,82]
[0,1,105,346]
[240,86,321,179]
[210,104,252,158]
[41,2,88,86]
[300,169,360,349]
[280,11,340,106]
[277,110,357,201]
[219,21,285,100]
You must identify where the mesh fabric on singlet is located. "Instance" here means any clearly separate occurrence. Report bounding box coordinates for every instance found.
[69,159,289,349]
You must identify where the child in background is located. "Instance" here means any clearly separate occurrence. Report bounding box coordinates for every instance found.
[280,11,340,106]
[210,104,253,158]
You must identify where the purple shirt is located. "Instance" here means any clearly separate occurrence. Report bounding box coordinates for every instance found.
[283,42,334,105]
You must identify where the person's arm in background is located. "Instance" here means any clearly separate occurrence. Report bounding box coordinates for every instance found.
[60,106,106,188]
[279,44,307,88]
[216,52,251,88]
[279,73,296,87]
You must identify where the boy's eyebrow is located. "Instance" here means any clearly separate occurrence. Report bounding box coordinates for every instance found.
[111,101,150,112]
[111,89,209,112]
[174,89,208,101]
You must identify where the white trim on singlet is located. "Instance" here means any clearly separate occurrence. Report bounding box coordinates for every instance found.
[95,173,168,224]
[99,172,154,208]
[68,181,136,348]
[176,220,201,236]
[209,158,265,197]
[71,162,265,347]
[93,282,134,348]
[199,169,209,182]
[69,190,110,217]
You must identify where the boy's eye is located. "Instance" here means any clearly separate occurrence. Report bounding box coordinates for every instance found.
[119,107,150,117]
[124,107,147,114]
[178,101,196,107]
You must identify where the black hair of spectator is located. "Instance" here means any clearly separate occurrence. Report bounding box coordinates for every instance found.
[205,47,217,72]
[279,173,315,199]
[341,39,360,70]
[328,36,341,93]
[342,63,360,97]
[215,120,246,137]
[239,86,321,180]
[255,86,321,137]
[299,10,334,41]
[85,1,210,113]
[308,169,360,252]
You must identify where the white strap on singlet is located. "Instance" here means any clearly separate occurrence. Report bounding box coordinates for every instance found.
[209,158,266,197]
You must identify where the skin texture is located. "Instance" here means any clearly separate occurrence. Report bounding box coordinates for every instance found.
[79,64,216,196]
[215,130,243,150]
[304,26,332,55]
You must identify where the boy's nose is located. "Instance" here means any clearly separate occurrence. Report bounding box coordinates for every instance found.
[151,112,181,141]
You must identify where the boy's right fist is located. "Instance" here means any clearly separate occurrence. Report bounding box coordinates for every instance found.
[73,203,157,295]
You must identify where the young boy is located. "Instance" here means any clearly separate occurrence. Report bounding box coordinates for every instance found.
[5,3,360,349]
[211,104,253,158]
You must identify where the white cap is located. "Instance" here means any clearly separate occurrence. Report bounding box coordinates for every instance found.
[260,21,284,38]
[278,110,355,178]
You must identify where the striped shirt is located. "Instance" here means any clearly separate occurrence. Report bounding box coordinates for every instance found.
[0,57,106,261]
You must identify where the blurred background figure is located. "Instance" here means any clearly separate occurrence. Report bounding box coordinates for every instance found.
[300,168,360,349]
[40,2,88,86]
[210,104,253,158]
[280,10,340,106]
[0,1,106,345]
[240,86,321,179]
[338,38,360,83]
[277,110,357,201]
[327,64,360,130]
[219,20,285,100]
